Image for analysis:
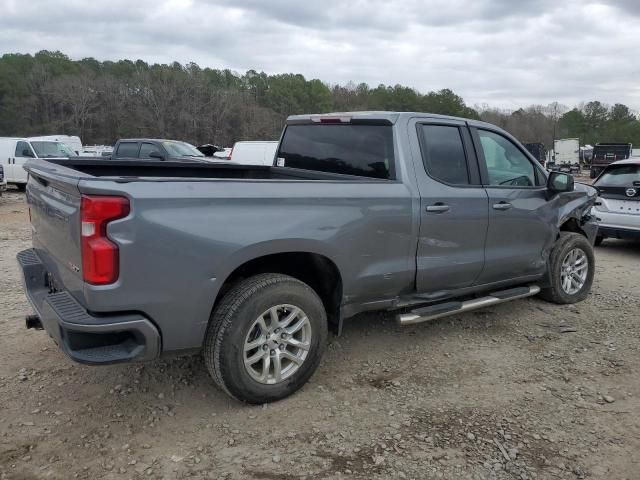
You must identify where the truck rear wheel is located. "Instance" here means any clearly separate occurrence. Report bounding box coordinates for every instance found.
[539,232,595,304]
[203,273,327,403]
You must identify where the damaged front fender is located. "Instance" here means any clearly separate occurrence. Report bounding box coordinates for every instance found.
[555,182,599,242]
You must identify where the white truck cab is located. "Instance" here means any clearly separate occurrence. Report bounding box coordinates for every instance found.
[0,137,77,190]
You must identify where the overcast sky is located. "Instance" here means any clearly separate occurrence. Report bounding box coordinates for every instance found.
[1,0,639,110]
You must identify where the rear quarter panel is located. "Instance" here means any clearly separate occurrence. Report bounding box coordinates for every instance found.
[78,178,415,351]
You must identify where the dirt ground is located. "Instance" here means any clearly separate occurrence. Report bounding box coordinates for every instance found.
[1,186,639,480]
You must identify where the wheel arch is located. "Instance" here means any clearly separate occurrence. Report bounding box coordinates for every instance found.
[210,247,344,335]
[558,217,588,238]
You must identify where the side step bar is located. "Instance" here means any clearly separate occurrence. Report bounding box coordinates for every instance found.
[397,285,541,325]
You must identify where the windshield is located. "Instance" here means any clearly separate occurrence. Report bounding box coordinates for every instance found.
[162,141,204,157]
[596,164,640,186]
[30,141,77,158]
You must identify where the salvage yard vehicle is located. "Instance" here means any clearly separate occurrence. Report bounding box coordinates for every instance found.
[229,141,278,165]
[30,135,83,155]
[17,111,598,404]
[0,137,77,190]
[547,138,580,174]
[592,159,640,245]
[110,138,208,161]
[590,142,632,179]
[0,164,6,196]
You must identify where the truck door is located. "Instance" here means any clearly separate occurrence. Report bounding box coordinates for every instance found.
[470,127,552,284]
[408,118,489,294]
[13,140,34,184]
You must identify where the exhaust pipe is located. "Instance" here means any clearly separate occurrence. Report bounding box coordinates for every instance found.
[25,314,43,330]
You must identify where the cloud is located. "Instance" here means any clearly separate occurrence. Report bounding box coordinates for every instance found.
[0,0,638,110]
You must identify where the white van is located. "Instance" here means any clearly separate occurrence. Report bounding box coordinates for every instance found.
[229,141,278,166]
[0,164,7,196]
[30,135,83,155]
[0,137,77,189]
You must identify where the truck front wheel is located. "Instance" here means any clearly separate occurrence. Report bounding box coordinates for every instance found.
[539,232,595,304]
[203,273,327,403]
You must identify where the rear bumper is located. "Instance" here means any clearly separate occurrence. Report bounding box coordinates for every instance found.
[592,208,640,241]
[598,225,640,241]
[17,248,161,365]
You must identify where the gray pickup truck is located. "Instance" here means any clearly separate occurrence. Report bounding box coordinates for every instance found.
[18,112,598,403]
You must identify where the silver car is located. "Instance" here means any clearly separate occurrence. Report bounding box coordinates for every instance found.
[592,159,640,245]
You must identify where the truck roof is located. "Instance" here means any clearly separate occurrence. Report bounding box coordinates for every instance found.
[286,111,497,129]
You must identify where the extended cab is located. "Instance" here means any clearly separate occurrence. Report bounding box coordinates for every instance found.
[17,112,598,403]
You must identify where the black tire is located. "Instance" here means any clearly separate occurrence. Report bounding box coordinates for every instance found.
[594,235,604,247]
[589,169,597,179]
[203,273,327,403]
[539,232,595,304]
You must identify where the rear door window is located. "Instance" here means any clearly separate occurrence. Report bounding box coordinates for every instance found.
[277,124,394,179]
[418,125,469,185]
[116,142,140,158]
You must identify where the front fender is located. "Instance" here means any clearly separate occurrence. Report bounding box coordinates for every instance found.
[556,182,599,242]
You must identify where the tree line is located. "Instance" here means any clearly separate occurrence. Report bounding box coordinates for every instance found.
[0,51,639,149]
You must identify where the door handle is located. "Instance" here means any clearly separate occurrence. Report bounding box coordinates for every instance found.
[426,203,450,213]
[493,202,512,210]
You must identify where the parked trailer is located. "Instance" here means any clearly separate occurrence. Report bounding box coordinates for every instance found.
[549,138,580,174]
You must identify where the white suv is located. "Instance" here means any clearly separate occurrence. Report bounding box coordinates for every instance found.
[592,159,640,245]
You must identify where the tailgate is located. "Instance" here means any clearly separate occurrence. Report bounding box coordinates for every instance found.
[26,165,85,302]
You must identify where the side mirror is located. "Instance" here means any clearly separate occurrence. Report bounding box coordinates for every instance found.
[547,172,574,194]
[22,148,34,158]
[148,151,165,160]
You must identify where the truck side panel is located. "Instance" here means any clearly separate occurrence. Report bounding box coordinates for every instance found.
[77,179,415,350]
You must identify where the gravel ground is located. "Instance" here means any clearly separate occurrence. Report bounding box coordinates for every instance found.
[1,187,639,480]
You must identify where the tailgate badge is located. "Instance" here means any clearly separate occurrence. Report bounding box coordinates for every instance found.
[626,188,637,197]
[68,262,80,273]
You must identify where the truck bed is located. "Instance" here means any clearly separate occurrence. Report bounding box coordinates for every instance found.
[46,158,378,182]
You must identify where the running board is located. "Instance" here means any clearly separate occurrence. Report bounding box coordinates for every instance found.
[397,285,541,325]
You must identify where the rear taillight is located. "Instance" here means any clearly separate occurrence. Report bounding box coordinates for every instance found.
[80,195,130,285]
[228,147,233,161]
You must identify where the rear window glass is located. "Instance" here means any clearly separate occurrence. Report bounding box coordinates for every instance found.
[277,125,394,179]
[596,164,640,186]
